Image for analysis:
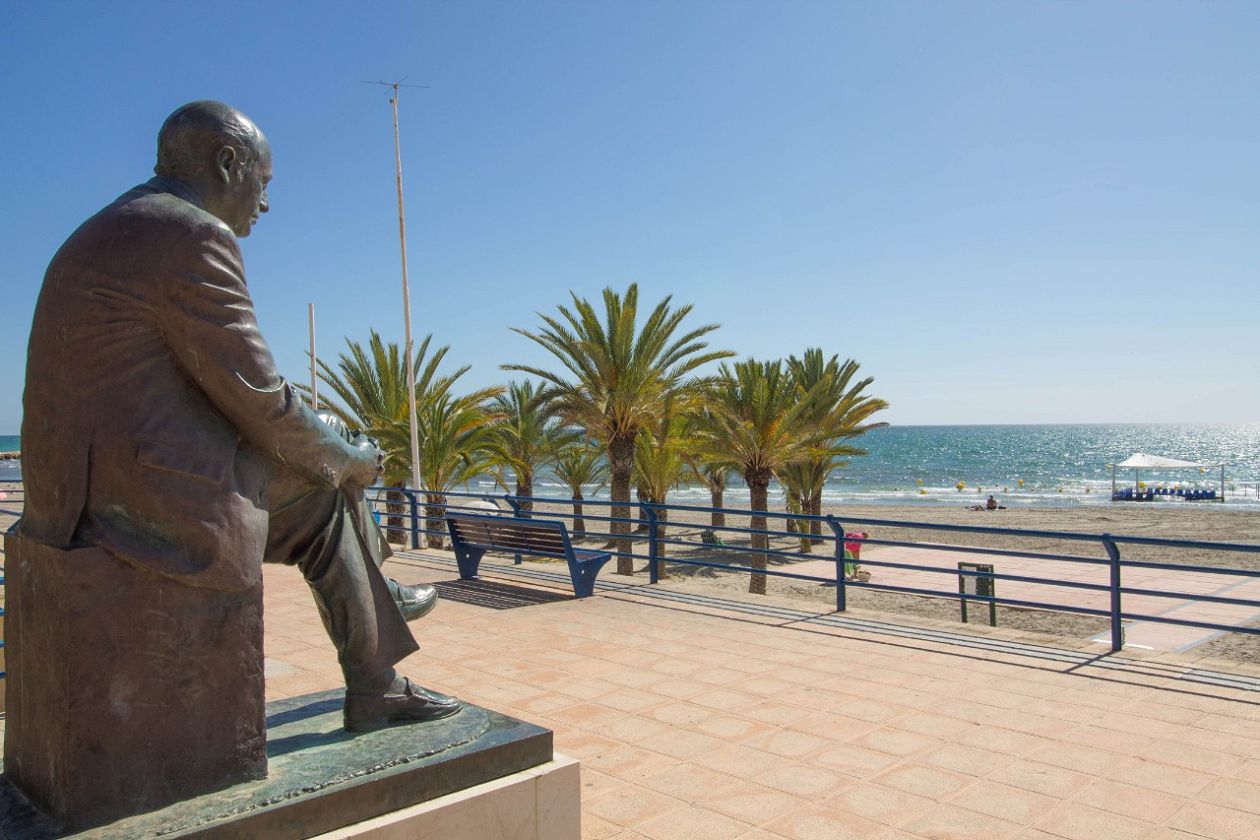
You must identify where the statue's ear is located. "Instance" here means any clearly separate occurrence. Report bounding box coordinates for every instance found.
[214,146,237,184]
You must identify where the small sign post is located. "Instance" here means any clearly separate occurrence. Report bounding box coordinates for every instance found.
[958,562,997,627]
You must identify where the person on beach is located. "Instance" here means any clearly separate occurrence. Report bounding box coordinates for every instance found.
[18,100,458,731]
[844,530,869,579]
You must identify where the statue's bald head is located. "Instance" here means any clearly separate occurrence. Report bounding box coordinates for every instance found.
[155,100,262,180]
[154,100,273,237]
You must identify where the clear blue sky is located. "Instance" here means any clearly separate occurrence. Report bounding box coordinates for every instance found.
[2,1,1257,434]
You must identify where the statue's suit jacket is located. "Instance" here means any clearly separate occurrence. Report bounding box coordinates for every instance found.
[19,177,362,591]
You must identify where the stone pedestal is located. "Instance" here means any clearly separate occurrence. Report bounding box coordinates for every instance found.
[316,754,580,840]
[2,532,266,832]
[0,690,564,839]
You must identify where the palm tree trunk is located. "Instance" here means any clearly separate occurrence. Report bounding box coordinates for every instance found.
[424,492,447,549]
[608,435,635,575]
[516,474,533,515]
[792,489,812,554]
[572,493,585,536]
[635,485,649,533]
[709,486,725,528]
[654,505,668,578]
[786,489,802,534]
[748,476,769,595]
[808,495,824,544]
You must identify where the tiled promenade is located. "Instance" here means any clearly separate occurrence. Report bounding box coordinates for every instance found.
[260,549,1260,840]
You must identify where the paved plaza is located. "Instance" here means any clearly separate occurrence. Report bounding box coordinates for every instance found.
[263,549,1260,839]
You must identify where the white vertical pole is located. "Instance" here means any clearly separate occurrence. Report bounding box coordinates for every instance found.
[389,86,424,497]
[308,303,319,409]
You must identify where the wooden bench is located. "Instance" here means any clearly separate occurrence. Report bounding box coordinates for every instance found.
[445,512,613,598]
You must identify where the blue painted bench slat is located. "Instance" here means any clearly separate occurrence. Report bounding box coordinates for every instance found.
[445,512,613,598]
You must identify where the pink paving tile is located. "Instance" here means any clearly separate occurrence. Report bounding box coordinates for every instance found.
[1033,802,1157,840]
[820,781,935,827]
[1198,777,1260,816]
[633,805,755,840]
[640,763,739,802]
[899,802,1023,839]
[871,762,971,800]
[764,807,896,840]
[1168,801,1260,839]
[945,779,1058,824]
[586,785,686,828]
[755,762,854,799]
[813,743,903,779]
[742,728,832,759]
[985,759,1092,799]
[1074,779,1187,825]
[704,780,809,825]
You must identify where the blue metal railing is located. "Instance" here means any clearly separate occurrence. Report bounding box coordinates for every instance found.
[2,479,1255,658]
[365,485,1260,654]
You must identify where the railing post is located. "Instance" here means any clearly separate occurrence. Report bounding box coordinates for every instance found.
[644,504,660,584]
[826,515,846,612]
[403,488,420,550]
[1102,534,1124,652]
[504,494,524,565]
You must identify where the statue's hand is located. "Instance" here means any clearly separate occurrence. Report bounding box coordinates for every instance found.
[315,410,353,442]
[345,433,385,489]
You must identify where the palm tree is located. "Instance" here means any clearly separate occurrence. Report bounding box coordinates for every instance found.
[376,390,498,549]
[778,457,832,552]
[484,381,575,515]
[694,463,731,529]
[315,330,473,541]
[683,406,732,529]
[633,405,690,577]
[692,359,831,594]
[552,441,609,538]
[316,330,468,458]
[785,350,889,543]
[505,284,732,575]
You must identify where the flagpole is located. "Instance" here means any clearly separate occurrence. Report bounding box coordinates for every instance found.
[388,84,424,497]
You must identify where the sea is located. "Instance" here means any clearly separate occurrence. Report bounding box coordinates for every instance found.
[4,424,1259,508]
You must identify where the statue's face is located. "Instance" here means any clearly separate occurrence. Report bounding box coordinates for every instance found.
[226,136,272,238]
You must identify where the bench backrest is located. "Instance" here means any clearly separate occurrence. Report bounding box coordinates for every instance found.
[447,513,572,559]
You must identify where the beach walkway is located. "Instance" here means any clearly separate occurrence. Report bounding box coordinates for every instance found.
[787,546,1260,654]
[254,549,1260,839]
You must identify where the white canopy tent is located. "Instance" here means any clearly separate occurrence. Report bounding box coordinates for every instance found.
[1109,452,1225,501]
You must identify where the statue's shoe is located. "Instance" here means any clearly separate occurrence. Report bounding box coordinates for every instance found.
[344,677,462,732]
[387,579,438,621]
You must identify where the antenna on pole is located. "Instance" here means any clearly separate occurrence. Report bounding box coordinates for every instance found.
[308,303,319,409]
[364,78,428,499]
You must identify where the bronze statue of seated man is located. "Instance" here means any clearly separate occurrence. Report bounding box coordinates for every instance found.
[17,100,458,733]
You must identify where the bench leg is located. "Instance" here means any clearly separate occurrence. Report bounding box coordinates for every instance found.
[455,547,485,580]
[570,557,612,598]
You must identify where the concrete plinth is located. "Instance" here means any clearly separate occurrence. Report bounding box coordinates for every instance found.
[2,532,266,832]
[312,755,580,840]
[0,689,560,839]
